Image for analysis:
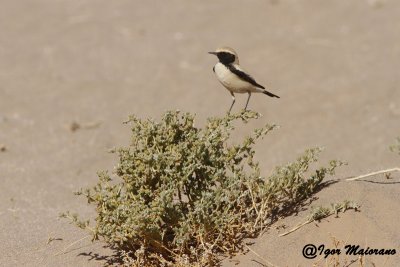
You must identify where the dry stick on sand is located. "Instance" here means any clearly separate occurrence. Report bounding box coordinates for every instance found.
[346,167,400,181]
[245,244,280,267]
[55,235,91,256]
[279,205,332,237]
[279,219,319,237]
[279,201,358,237]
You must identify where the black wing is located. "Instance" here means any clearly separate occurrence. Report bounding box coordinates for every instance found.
[227,64,265,89]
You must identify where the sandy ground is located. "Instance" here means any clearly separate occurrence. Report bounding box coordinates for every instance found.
[1,0,399,266]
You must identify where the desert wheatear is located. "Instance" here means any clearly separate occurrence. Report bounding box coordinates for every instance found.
[209,47,279,113]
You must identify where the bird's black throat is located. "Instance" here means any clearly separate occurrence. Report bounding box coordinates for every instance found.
[217,52,236,65]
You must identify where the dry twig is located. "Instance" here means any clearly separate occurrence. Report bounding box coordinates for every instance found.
[346,168,400,181]
[245,244,279,267]
[55,235,90,256]
[278,219,317,237]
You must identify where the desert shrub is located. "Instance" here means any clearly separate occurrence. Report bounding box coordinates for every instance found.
[62,110,342,266]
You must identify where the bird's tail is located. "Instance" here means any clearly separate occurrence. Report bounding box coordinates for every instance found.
[263,90,280,98]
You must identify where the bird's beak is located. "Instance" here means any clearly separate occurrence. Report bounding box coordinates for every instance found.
[208,51,217,55]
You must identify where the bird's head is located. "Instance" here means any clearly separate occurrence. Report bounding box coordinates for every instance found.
[208,47,239,64]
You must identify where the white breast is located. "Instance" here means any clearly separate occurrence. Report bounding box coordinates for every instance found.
[213,63,258,93]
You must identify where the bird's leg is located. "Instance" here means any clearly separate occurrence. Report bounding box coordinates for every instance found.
[228,92,235,114]
[244,92,251,110]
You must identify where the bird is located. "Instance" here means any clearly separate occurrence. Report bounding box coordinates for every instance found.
[208,47,279,113]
